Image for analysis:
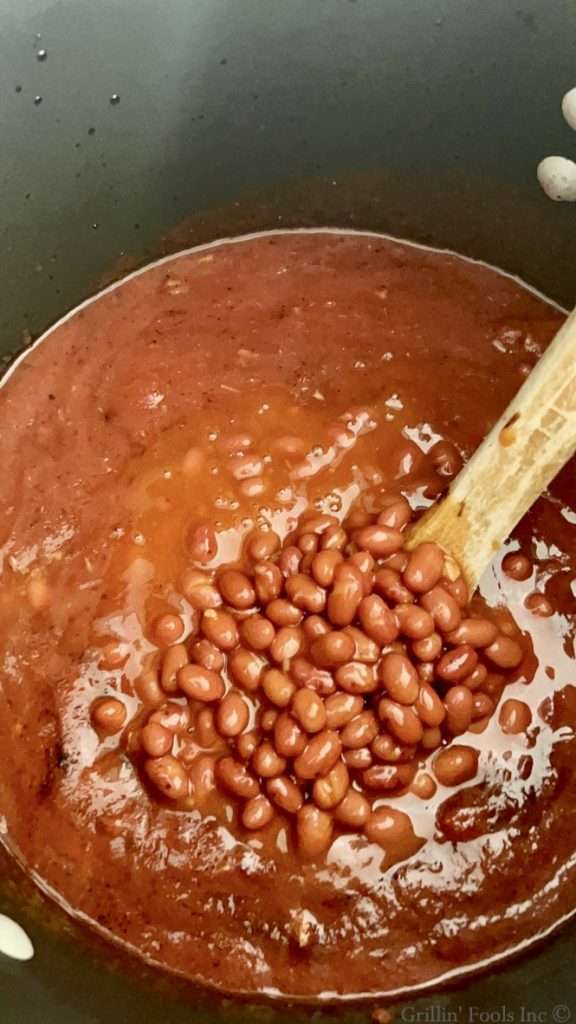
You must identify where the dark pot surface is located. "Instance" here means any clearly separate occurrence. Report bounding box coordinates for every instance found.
[2,1,576,1020]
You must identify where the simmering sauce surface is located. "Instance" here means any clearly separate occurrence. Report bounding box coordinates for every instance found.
[0,231,575,1001]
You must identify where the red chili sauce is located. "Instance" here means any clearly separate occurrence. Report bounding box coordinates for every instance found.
[0,231,574,1002]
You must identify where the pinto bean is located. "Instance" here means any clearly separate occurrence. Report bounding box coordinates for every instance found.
[354,525,404,557]
[410,772,437,800]
[180,569,220,606]
[324,692,364,730]
[502,552,532,581]
[299,534,318,558]
[236,729,261,760]
[484,635,524,668]
[134,669,164,707]
[310,631,355,668]
[266,775,304,814]
[364,806,416,849]
[378,698,423,745]
[242,795,275,830]
[239,614,275,651]
[436,644,478,682]
[361,762,416,792]
[190,639,225,672]
[201,609,239,651]
[278,545,303,577]
[446,618,498,648]
[412,632,443,662]
[461,663,488,691]
[374,567,414,606]
[216,692,250,737]
[269,627,304,663]
[379,653,419,704]
[341,711,379,749]
[333,790,371,828]
[298,514,339,537]
[228,648,265,692]
[260,708,279,732]
[430,439,462,478]
[376,496,412,531]
[525,592,554,617]
[145,755,189,800]
[499,698,532,734]
[265,599,303,627]
[311,549,344,587]
[252,742,287,778]
[306,671,338,698]
[289,657,314,684]
[394,604,435,640]
[403,543,444,593]
[443,685,474,735]
[253,562,283,604]
[262,668,295,707]
[419,660,434,682]
[312,761,349,810]
[160,644,189,693]
[273,713,307,758]
[188,754,216,803]
[188,522,218,564]
[246,528,281,562]
[215,756,260,798]
[149,702,191,733]
[441,574,469,608]
[321,525,348,551]
[178,664,225,702]
[335,661,378,695]
[383,551,409,573]
[421,726,443,750]
[472,692,495,720]
[293,730,342,780]
[349,551,375,595]
[420,586,461,633]
[371,734,415,763]
[91,697,127,735]
[327,562,364,627]
[343,746,373,770]
[433,745,478,786]
[285,574,326,613]
[345,504,374,531]
[358,594,399,644]
[217,570,255,610]
[140,721,173,757]
[297,804,334,857]
[415,682,446,727]
[195,707,219,747]
[153,613,185,646]
[343,625,380,663]
[292,689,327,734]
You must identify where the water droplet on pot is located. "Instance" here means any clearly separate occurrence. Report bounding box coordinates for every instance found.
[36,48,47,61]
[109,93,120,105]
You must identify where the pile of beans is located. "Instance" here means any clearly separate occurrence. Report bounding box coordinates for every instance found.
[92,495,526,858]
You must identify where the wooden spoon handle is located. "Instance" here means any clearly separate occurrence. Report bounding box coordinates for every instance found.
[406,305,576,592]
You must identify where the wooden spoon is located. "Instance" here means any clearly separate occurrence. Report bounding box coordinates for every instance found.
[406,305,576,592]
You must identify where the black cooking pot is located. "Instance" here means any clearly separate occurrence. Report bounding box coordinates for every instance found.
[2,1,576,1021]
